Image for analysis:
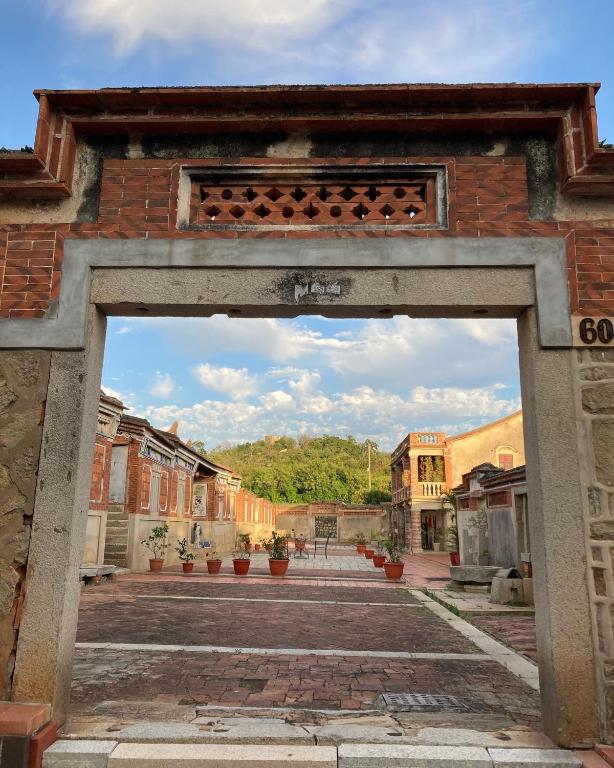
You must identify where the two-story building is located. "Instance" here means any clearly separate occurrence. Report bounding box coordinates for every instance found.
[83,392,125,567]
[390,411,525,552]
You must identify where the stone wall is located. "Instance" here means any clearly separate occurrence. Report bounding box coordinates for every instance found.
[0,351,50,698]
[578,348,614,728]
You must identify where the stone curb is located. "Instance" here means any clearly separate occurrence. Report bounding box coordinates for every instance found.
[42,740,584,767]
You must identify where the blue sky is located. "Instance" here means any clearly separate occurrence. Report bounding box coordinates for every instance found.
[2,0,611,449]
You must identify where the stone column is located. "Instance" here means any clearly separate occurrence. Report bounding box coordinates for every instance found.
[517,308,599,746]
[577,346,614,741]
[11,309,106,724]
[0,351,51,700]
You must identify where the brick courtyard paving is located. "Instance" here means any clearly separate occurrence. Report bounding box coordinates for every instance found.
[69,555,542,730]
[471,615,538,663]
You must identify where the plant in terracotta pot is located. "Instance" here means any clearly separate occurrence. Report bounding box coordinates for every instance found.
[141,523,170,572]
[205,546,222,575]
[175,537,196,574]
[441,490,460,565]
[446,524,460,566]
[382,538,405,580]
[372,539,386,568]
[232,547,251,576]
[265,531,289,576]
[354,532,367,555]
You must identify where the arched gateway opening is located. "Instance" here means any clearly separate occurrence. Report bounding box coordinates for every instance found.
[0,84,613,751]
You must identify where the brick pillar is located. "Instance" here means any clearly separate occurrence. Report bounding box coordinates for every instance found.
[409,504,423,553]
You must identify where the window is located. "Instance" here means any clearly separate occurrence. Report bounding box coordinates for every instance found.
[496,446,517,471]
[177,478,185,517]
[150,473,161,514]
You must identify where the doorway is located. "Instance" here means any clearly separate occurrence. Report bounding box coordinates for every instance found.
[9,239,599,747]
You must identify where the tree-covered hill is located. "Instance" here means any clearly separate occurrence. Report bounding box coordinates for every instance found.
[209,435,391,504]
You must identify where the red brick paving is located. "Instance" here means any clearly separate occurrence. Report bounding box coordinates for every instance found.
[471,615,537,662]
[402,553,453,588]
[70,648,540,724]
[77,591,478,653]
[71,571,541,728]
[92,579,419,604]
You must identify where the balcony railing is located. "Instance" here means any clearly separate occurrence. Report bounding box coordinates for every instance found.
[392,486,412,504]
[420,482,445,498]
[392,482,446,504]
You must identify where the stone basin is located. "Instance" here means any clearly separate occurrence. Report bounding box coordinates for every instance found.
[449,565,500,584]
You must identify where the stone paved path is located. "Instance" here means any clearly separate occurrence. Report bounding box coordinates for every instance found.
[69,555,541,731]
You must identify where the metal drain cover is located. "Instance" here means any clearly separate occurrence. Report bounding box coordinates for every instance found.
[382,693,470,712]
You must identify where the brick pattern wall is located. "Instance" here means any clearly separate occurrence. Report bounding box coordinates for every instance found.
[2,155,614,316]
[88,436,112,511]
[191,178,433,227]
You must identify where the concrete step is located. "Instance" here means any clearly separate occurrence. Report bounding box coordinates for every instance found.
[114,744,335,767]
[338,744,582,767]
[43,740,584,768]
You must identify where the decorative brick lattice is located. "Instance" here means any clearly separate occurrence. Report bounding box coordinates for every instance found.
[191,177,436,227]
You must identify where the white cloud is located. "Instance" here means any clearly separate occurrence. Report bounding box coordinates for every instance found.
[135,380,519,451]
[260,390,295,411]
[49,0,541,81]
[194,363,257,401]
[52,0,346,55]
[150,371,175,398]
[101,384,135,409]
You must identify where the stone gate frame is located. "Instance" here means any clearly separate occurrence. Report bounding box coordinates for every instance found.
[3,237,600,747]
[2,83,614,750]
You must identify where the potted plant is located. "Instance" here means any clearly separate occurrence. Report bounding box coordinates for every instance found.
[259,535,273,554]
[382,538,405,580]
[205,547,222,575]
[441,491,459,564]
[433,529,443,552]
[141,523,169,572]
[239,532,251,552]
[447,525,460,566]
[372,539,386,568]
[354,532,367,555]
[232,547,251,575]
[175,537,196,574]
[265,531,289,576]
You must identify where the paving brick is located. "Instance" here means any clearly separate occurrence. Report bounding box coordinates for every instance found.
[0,703,50,736]
[29,722,58,768]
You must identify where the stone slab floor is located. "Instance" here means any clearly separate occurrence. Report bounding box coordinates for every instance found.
[67,553,542,737]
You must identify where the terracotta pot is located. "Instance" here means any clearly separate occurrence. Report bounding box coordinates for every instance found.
[269,558,290,577]
[372,554,386,568]
[449,552,460,566]
[182,562,194,574]
[383,561,405,580]
[206,559,222,574]
[364,549,375,559]
[233,559,250,576]
[356,544,367,554]
[149,558,164,573]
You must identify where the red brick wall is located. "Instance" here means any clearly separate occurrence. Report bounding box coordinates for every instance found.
[1,155,614,317]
